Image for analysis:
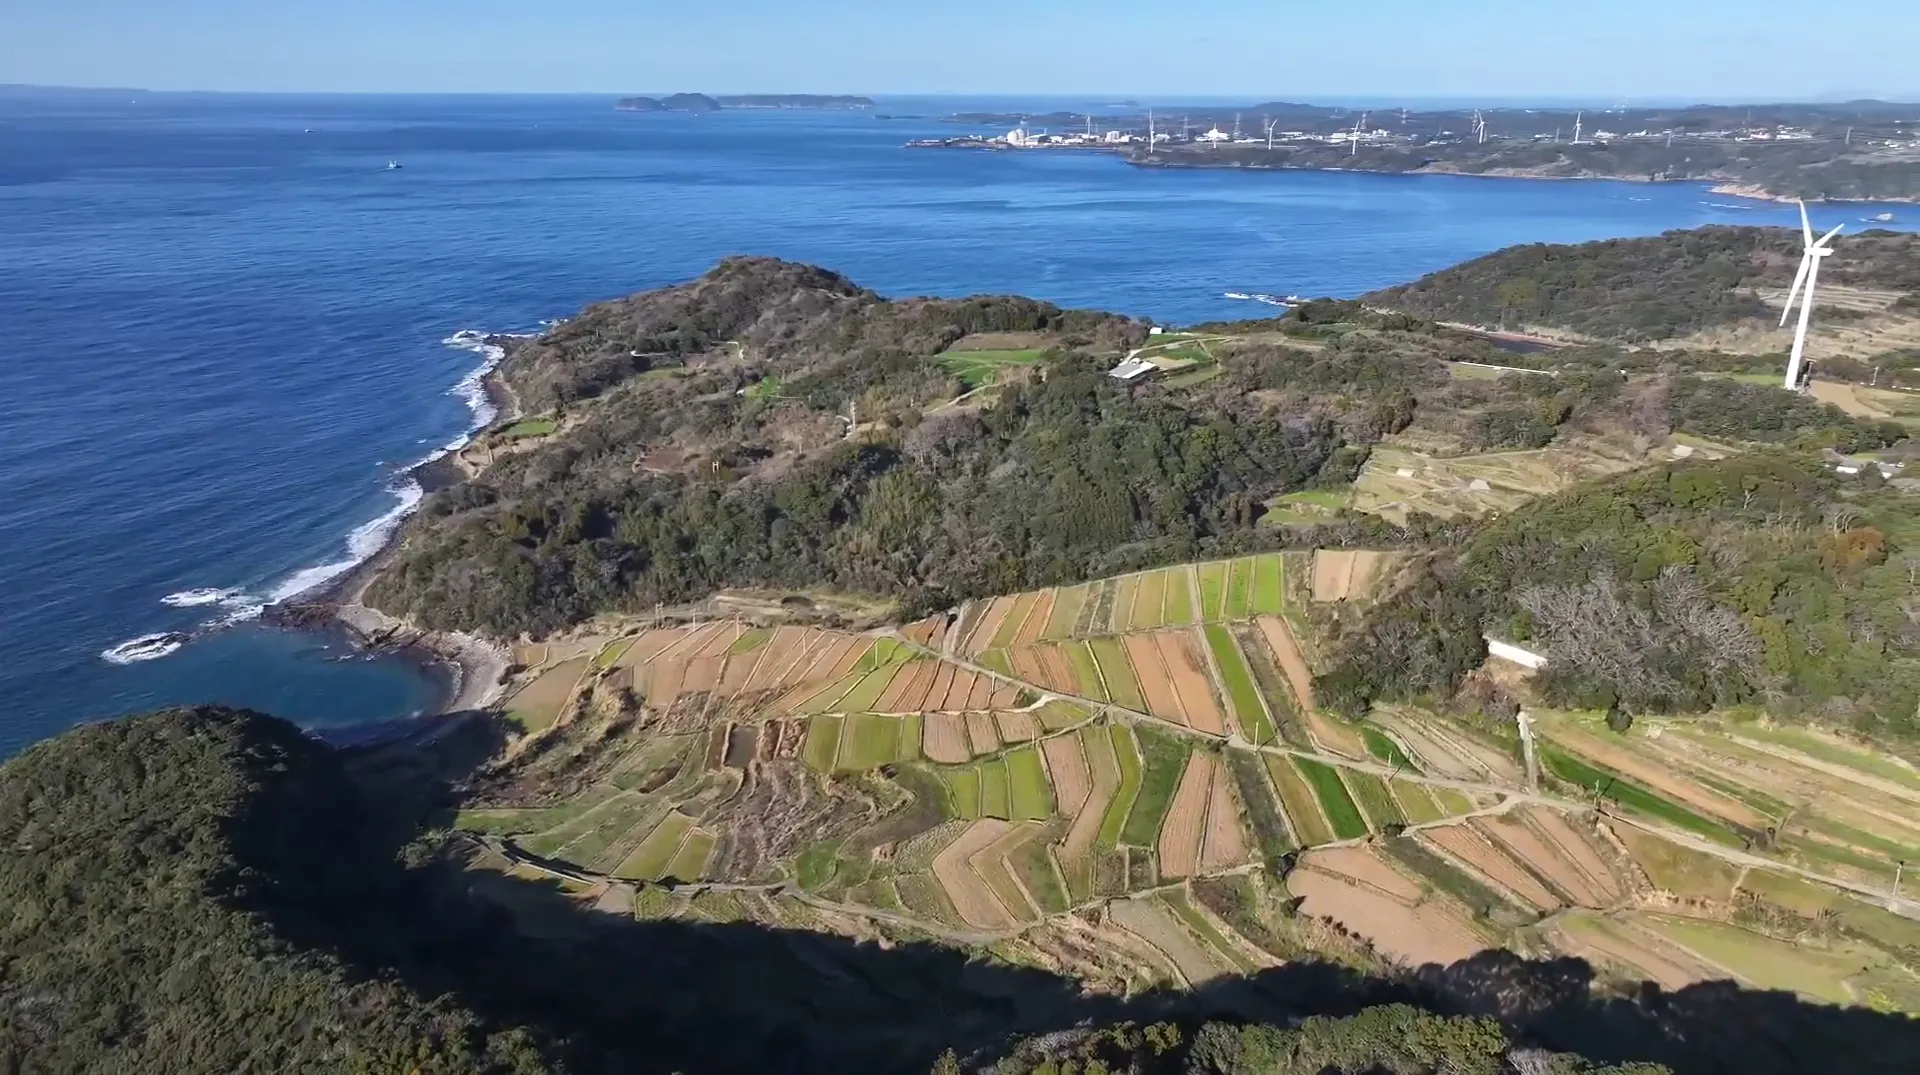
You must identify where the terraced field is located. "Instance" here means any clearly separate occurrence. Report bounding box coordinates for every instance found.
[459,559,1920,1015]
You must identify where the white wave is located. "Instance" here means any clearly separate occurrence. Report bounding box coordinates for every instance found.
[161,587,241,607]
[260,328,510,605]
[101,632,189,665]
[107,327,529,663]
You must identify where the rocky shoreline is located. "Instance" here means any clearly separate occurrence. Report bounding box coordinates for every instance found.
[267,350,522,724]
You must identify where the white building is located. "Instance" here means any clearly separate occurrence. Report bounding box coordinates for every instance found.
[1197,126,1231,143]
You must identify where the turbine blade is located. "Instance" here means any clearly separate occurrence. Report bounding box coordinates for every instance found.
[1799,199,1814,246]
[1818,221,1846,246]
[1781,255,1812,327]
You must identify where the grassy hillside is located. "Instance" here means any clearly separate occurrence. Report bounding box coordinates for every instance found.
[1363,226,1920,344]
[369,257,1905,638]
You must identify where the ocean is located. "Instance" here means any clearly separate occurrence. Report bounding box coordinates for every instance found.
[1,91,1912,757]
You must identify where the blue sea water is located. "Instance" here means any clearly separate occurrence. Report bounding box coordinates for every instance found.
[2,92,1914,757]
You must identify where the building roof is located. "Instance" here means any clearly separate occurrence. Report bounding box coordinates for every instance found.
[1108,356,1157,381]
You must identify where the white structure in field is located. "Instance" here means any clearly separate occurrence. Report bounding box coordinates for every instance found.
[1485,637,1548,670]
[1779,199,1845,391]
[1108,353,1157,381]
[1005,126,1029,147]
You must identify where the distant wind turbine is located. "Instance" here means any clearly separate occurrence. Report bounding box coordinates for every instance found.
[1779,199,1845,391]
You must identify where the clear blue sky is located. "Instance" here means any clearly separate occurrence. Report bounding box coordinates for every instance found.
[5,0,1916,100]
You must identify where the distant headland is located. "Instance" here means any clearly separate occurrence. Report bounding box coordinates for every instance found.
[614,94,875,113]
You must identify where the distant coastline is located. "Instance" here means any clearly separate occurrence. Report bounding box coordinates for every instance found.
[615,93,875,113]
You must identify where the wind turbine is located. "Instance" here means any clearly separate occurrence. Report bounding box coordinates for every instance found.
[1779,199,1844,391]
[1264,117,1276,150]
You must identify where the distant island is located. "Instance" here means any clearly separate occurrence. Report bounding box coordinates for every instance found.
[913,99,1920,202]
[615,94,875,113]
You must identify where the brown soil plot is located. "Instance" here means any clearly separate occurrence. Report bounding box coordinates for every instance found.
[940,669,980,712]
[1526,809,1627,905]
[932,819,1019,929]
[973,822,1043,921]
[718,651,758,695]
[964,673,996,710]
[1108,897,1235,985]
[989,686,1023,708]
[1063,726,1123,860]
[1253,616,1316,718]
[1200,763,1251,871]
[680,655,723,696]
[1123,633,1186,725]
[1156,631,1225,735]
[1480,811,1614,908]
[646,659,688,708]
[693,622,745,658]
[1038,645,1083,697]
[1551,914,1711,992]
[1158,752,1217,879]
[1302,846,1424,902]
[1312,550,1357,602]
[877,660,935,712]
[1552,724,1766,829]
[964,596,1017,657]
[996,709,1040,742]
[1369,710,1482,780]
[921,668,960,710]
[1423,824,1560,913]
[740,627,805,690]
[1042,733,1093,817]
[1010,647,1052,691]
[614,629,681,671]
[923,712,972,764]
[965,711,1003,756]
[1015,589,1057,646]
[1288,869,1487,968]
[1345,551,1395,600]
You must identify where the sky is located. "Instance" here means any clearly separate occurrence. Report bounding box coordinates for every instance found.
[4,0,1917,101]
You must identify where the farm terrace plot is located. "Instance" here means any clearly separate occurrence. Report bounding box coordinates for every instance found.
[1352,444,1640,524]
[1286,845,1491,967]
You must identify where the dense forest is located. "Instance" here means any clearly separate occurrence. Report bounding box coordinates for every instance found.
[0,708,555,1074]
[1362,226,1920,342]
[1317,453,1920,740]
[368,257,1905,638]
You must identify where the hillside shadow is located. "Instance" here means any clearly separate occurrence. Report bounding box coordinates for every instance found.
[228,715,1920,1075]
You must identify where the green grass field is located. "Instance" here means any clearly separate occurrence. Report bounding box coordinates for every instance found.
[945,766,983,818]
[1223,558,1255,619]
[1203,624,1276,745]
[1012,835,1070,914]
[1162,890,1261,973]
[613,813,694,881]
[662,829,716,882]
[1006,745,1055,820]
[802,714,842,772]
[1120,726,1188,847]
[1730,726,1920,792]
[1251,554,1284,616]
[981,757,1012,819]
[1342,770,1404,828]
[1100,724,1144,847]
[1390,782,1447,825]
[1227,749,1295,858]
[727,627,771,654]
[1066,641,1110,701]
[1163,567,1196,625]
[1361,726,1415,770]
[500,416,559,439]
[837,713,903,771]
[1089,637,1145,711]
[1045,585,1088,639]
[935,348,1046,389]
[1130,571,1168,630]
[1539,743,1739,844]
[991,593,1040,649]
[1197,562,1228,622]
[1292,757,1369,840]
[1265,756,1334,847]
[1641,915,1859,1004]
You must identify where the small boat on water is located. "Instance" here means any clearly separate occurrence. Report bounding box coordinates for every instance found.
[386,160,403,170]
[1223,291,1252,300]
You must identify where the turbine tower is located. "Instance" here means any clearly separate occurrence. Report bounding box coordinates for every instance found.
[1779,199,1845,391]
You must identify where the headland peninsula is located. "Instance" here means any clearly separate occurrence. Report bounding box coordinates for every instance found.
[616,93,876,112]
[21,227,1920,1075]
[909,99,1920,203]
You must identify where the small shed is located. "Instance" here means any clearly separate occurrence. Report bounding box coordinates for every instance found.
[1108,355,1158,382]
